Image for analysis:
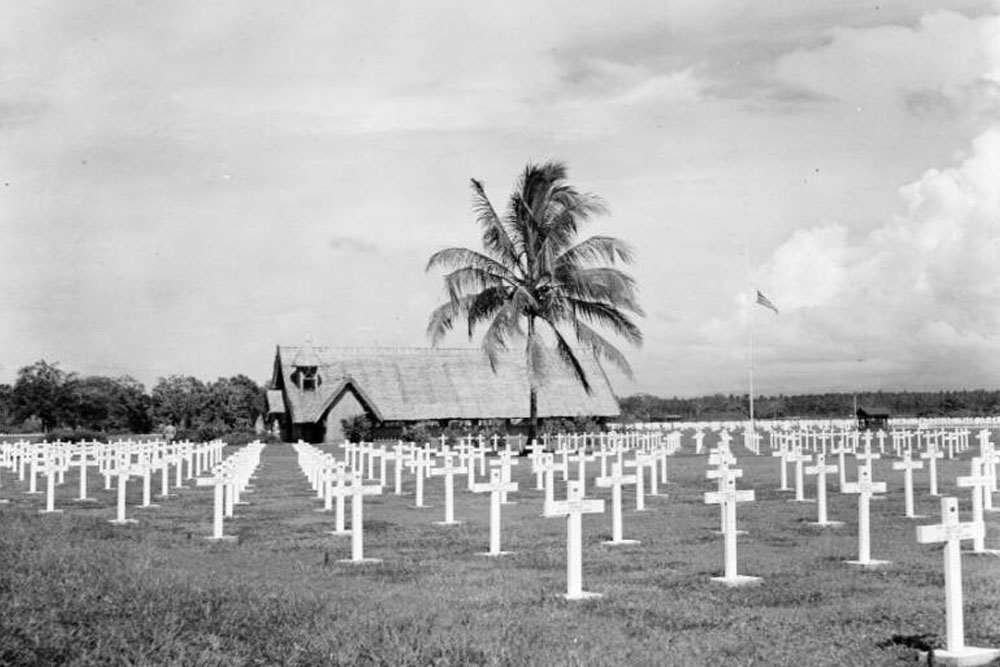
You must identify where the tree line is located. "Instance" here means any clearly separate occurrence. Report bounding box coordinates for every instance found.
[0,360,268,441]
[619,389,1000,423]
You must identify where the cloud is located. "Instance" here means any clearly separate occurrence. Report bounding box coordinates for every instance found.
[772,10,1000,117]
[747,126,1000,389]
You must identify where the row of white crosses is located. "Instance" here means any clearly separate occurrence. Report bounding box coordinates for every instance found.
[703,443,758,585]
[193,441,264,540]
[294,442,384,563]
[0,439,226,520]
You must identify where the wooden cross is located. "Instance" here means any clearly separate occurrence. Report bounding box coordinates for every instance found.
[494,448,519,504]
[595,462,639,545]
[786,449,812,502]
[915,497,997,663]
[195,463,237,540]
[704,476,759,586]
[842,468,889,566]
[429,452,466,525]
[568,449,596,495]
[920,442,944,496]
[472,469,518,556]
[892,451,926,518]
[955,457,997,555]
[339,474,383,564]
[406,450,434,508]
[546,480,605,600]
[805,454,842,527]
[323,463,353,535]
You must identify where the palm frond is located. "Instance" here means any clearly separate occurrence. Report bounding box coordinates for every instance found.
[568,298,644,346]
[556,267,643,314]
[426,246,517,277]
[547,324,592,393]
[571,319,635,379]
[556,235,635,267]
[470,178,520,267]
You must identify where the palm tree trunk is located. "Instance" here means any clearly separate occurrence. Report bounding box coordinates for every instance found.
[528,386,537,451]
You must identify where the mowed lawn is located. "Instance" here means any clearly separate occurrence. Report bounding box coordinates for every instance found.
[2,433,999,667]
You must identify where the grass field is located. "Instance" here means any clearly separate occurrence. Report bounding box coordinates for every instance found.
[2,433,999,666]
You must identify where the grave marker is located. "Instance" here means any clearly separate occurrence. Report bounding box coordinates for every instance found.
[595,462,639,545]
[805,454,843,527]
[704,476,759,586]
[843,468,890,567]
[546,480,605,600]
[339,474,383,564]
[915,497,998,666]
[472,469,518,556]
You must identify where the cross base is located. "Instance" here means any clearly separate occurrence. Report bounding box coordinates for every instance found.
[409,504,432,509]
[787,498,815,503]
[74,497,97,503]
[631,508,651,513]
[155,494,171,500]
[713,529,747,536]
[26,491,43,495]
[808,521,845,528]
[920,646,1000,667]
[313,507,331,513]
[328,529,351,536]
[0,499,8,504]
[476,550,514,557]
[338,557,382,565]
[903,514,929,519]
[205,535,237,542]
[38,509,63,514]
[602,539,641,546]
[710,574,762,587]
[108,519,139,525]
[137,503,160,509]
[984,508,1000,513]
[501,501,517,505]
[778,487,792,492]
[564,591,603,601]
[844,559,892,568]
[433,520,462,526]
[647,492,668,497]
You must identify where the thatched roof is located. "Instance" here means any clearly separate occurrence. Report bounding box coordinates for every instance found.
[271,346,620,424]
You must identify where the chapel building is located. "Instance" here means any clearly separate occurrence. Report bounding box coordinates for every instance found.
[266,345,620,443]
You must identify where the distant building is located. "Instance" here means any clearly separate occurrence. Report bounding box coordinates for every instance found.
[266,345,620,443]
[856,407,891,431]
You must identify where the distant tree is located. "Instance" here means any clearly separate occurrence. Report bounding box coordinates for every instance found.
[151,376,207,430]
[11,360,75,431]
[204,375,266,431]
[426,161,643,443]
[69,375,152,433]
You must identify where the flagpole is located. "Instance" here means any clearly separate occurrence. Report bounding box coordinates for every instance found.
[748,287,755,437]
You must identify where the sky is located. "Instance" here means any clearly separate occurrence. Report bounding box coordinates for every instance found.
[3,1,999,398]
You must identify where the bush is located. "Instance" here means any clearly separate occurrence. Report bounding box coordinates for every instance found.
[341,414,374,443]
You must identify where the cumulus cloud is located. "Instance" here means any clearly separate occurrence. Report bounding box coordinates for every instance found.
[749,127,1000,389]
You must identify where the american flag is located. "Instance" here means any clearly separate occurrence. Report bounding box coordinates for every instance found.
[756,290,779,314]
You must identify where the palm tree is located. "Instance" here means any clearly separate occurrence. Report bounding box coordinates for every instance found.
[426,161,643,443]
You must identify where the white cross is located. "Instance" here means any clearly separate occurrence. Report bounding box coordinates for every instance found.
[704,476,759,586]
[429,452,466,525]
[915,497,997,663]
[892,451,926,519]
[339,474,383,564]
[472,469,518,556]
[546,480,605,600]
[595,462,639,545]
[805,454,842,527]
[842,468,889,567]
